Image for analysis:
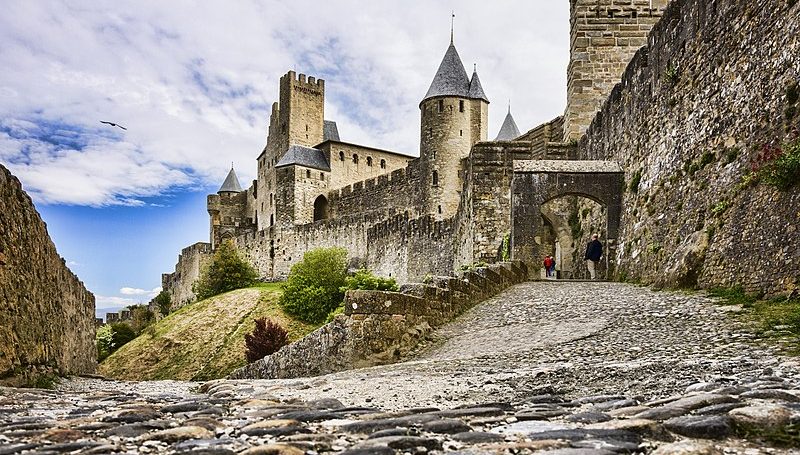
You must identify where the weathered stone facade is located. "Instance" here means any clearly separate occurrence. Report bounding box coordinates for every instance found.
[564,0,670,141]
[578,0,800,294]
[0,164,96,385]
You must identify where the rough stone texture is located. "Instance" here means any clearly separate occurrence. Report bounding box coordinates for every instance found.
[161,242,211,308]
[578,0,800,295]
[0,164,96,384]
[228,262,527,380]
[564,0,670,141]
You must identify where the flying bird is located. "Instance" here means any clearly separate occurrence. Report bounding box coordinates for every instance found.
[100,121,127,130]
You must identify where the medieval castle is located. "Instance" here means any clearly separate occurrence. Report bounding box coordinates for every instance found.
[163,0,800,307]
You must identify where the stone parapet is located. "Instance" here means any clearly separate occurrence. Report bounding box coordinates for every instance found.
[229,261,528,379]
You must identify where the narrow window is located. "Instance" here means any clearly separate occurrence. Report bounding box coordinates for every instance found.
[306,169,311,178]
[459,100,464,112]
[432,171,439,187]
[305,124,309,131]
[380,159,386,169]
[438,99,444,112]
[320,172,325,181]
[270,214,274,226]
[367,156,373,167]
[437,205,442,214]
[353,154,359,164]
[460,129,463,136]
[339,151,344,161]
[432,150,436,160]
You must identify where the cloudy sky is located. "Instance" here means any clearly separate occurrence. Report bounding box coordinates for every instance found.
[0,1,569,317]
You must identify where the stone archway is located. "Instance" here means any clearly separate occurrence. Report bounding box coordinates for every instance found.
[313,195,329,221]
[511,160,624,279]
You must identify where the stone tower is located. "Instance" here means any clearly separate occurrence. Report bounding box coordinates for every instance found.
[256,71,326,231]
[420,41,489,219]
[564,0,669,141]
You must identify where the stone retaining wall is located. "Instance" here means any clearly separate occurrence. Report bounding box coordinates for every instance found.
[229,261,528,379]
[0,164,96,385]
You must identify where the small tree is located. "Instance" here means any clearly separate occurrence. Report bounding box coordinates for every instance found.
[153,291,172,316]
[279,247,348,323]
[244,318,289,363]
[193,240,259,301]
[128,304,155,334]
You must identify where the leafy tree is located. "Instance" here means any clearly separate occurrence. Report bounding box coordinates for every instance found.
[279,247,348,323]
[193,240,259,301]
[244,318,289,363]
[341,268,398,292]
[153,291,172,316]
[128,304,155,334]
[97,323,137,361]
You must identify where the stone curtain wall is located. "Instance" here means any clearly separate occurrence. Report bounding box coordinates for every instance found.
[328,162,425,219]
[0,165,96,384]
[579,0,800,294]
[161,242,212,309]
[229,261,528,379]
[320,142,412,192]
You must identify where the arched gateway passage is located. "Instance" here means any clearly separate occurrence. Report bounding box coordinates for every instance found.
[313,195,329,221]
[511,160,624,279]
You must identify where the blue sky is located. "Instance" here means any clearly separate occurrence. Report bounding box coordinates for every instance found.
[0,1,569,317]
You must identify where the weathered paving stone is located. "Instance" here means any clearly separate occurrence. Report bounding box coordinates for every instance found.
[105,420,173,438]
[570,438,640,453]
[663,415,732,439]
[585,418,671,441]
[161,401,207,413]
[651,440,723,455]
[0,444,38,455]
[275,410,345,422]
[364,435,443,451]
[451,431,505,443]
[339,447,395,455]
[566,412,612,424]
[173,439,238,455]
[145,426,214,443]
[591,399,639,412]
[740,389,800,402]
[239,444,305,455]
[692,402,745,415]
[436,407,506,418]
[422,418,472,434]
[101,407,162,423]
[728,403,793,428]
[527,429,641,444]
[368,427,420,438]
[634,395,736,421]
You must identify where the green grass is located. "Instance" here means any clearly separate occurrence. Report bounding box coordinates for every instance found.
[98,283,319,381]
[736,422,800,448]
[706,286,757,306]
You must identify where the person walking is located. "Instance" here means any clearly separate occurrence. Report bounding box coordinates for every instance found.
[585,234,603,280]
[549,256,557,279]
[543,256,553,278]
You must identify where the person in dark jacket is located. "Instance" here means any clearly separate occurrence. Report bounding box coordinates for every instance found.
[585,234,603,279]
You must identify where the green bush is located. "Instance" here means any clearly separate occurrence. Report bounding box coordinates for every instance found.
[754,140,800,190]
[96,323,137,361]
[128,304,155,335]
[342,268,399,292]
[153,291,171,316]
[279,247,348,324]
[193,240,259,301]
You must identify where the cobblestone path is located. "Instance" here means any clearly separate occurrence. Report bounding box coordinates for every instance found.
[3,282,800,454]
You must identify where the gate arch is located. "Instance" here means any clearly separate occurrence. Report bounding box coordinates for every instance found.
[511,160,624,279]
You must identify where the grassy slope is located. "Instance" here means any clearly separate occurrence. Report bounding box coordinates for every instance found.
[98,284,318,381]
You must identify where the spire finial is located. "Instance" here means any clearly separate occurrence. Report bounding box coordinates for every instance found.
[231,161,234,169]
[508,99,511,114]
[473,63,477,73]
[450,11,455,45]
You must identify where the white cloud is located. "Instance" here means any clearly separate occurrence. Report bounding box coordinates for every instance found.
[0,1,569,206]
[119,286,161,297]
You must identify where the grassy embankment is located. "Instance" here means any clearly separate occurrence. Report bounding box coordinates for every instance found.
[98,283,319,381]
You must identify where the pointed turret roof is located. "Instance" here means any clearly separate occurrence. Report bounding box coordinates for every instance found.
[422,43,471,103]
[468,67,489,103]
[218,166,243,193]
[494,107,521,141]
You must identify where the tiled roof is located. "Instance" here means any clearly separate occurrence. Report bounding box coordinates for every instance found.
[275,144,331,172]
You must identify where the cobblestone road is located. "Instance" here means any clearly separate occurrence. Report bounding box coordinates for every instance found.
[3,282,800,454]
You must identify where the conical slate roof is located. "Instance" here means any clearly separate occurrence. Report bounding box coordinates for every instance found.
[422,43,470,103]
[468,69,489,103]
[494,109,521,141]
[218,167,243,193]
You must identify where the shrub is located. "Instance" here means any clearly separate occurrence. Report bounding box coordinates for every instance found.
[342,268,399,292]
[244,317,289,363]
[752,140,800,190]
[193,240,259,301]
[153,291,171,316]
[279,247,348,324]
[128,304,155,335]
[97,323,138,361]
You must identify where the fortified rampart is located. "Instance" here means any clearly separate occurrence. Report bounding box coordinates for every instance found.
[0,164,96,385]
[578,0,800,295]
[161,242,212,308]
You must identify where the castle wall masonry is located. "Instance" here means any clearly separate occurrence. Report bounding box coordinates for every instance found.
[0,164,96,385]
[579,0,800,294]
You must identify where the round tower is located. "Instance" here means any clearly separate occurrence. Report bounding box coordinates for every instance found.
[420,41,489,219]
